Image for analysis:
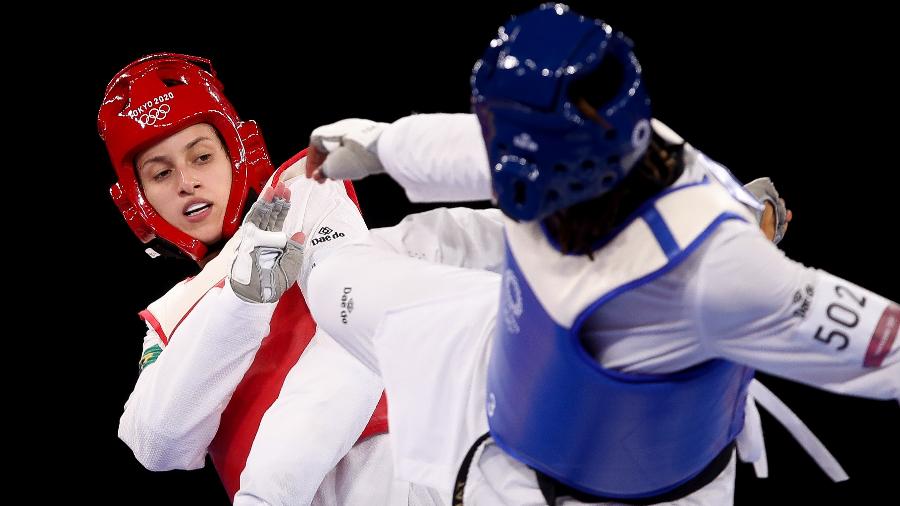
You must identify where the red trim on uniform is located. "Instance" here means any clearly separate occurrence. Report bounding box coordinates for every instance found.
[138,310,168,346]
[169,277,228,339]
[270,148,361,212]
[272,148,310,186]
[864,304,900,368]
[359,392,389,440]
[209,285,317,500]
[154,157,376,499]
[139,278,228,347]
[207,287,389,500]
[343,180,361,213]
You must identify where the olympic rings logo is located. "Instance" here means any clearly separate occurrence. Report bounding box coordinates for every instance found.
[502,269,523,334]
[139,104,171,126]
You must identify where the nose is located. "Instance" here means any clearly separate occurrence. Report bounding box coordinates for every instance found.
[177,168,201,194]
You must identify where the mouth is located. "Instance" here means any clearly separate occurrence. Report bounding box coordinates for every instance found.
[183,201,213,222]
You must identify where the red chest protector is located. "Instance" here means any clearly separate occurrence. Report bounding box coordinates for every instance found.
[140,152,387,500]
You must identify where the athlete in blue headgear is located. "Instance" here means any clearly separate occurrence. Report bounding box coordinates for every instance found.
[300,4,897,504]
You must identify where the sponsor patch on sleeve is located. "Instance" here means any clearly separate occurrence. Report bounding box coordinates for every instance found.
[864,304,900,368]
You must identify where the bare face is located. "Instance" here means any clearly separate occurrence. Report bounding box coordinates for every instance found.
[136,123,233,245]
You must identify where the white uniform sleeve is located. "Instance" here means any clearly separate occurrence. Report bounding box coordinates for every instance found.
[118,283,277,471]
[281,176,369,293]
[367,207,507,273]
[377,113,492,202]
[694,223,900,400]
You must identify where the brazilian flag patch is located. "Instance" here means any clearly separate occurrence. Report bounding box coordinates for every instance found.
[139,344,163,372]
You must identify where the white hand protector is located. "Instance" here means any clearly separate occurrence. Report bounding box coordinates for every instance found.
[308,118,389,180]
[230,183,305,303]
[743,177,789,244]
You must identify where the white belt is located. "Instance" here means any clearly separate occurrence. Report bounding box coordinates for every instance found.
[736,379,848,482]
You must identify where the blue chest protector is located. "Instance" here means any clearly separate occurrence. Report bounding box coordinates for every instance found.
[486,177,757,500]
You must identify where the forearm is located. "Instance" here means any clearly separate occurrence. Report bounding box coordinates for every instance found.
[378,113,492,202]
[724,269,898,399]
[698,229,900,400]
[119,284,276,470]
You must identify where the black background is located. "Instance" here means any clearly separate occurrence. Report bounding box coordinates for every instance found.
[49,2,899,504]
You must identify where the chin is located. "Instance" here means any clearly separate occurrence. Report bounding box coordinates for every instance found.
[190,227,223,246]
[201,233,224,245]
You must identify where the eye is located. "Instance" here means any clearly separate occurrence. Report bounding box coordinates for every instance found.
[153,169,172,181]
[195,153,213,164]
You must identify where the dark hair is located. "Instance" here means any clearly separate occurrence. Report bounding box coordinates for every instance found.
[542,129,685,256]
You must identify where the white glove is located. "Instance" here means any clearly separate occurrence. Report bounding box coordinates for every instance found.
[743,177,788,244]
[230,183,305,303]
[308,118,389,181]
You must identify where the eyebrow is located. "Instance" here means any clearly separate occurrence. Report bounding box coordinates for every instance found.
[138,136,216,172]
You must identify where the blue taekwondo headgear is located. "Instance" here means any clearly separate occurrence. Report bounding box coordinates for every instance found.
[472,3,653,221]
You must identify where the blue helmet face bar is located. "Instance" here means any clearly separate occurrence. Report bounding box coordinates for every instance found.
[472,3,652,221]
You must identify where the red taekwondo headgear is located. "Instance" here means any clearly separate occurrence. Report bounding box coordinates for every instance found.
[98,53,274,262]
